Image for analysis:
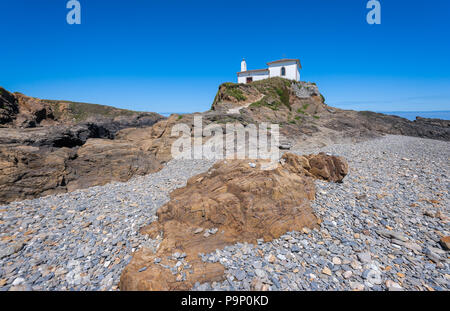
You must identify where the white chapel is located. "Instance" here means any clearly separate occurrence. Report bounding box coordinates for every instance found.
[237,58,301,84]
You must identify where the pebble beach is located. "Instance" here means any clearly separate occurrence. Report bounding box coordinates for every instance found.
[1,135,449,291]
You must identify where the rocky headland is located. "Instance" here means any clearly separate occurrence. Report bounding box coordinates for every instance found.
[0,87,165,204]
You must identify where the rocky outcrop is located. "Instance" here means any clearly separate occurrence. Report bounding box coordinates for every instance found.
[0,86,164,129]
[210,78,450,144]
[0,87,166,204]
[281,152,348,183]
[0,138,163,204]
[0,111,193,204]
[0,145,75,202]
[0,88,57,128]
[119,153,348,291]
[0,123,167,204]
[0,87,19,124]
[66,138,163,191]
[326,111,450,141]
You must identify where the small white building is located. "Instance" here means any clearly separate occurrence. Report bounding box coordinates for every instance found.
[237,58,301,84]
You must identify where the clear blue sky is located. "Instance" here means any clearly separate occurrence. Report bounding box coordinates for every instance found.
[1,0,449,113]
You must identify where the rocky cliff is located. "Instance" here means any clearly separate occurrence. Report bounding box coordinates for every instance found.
[0,87,165,204]
[210,78,450,145]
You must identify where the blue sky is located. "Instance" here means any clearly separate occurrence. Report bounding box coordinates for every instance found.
[1,0,449,113]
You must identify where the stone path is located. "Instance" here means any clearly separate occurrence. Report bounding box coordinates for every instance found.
[226,94,264,114]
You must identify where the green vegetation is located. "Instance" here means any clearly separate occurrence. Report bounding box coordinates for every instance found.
[358,111,379,117]
[250,96,281,111]
[275,87,291,110]
[216,77,297,112]
[42,99,139,122]
[313,115,320,119]
[221,83,247,101]
[221,82,238,87]
[226,88,246,101]
[177,115,183,120]
[320,94,326,104]
[247,78,293,111]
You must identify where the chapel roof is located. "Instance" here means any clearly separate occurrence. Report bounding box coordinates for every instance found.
[267,59,302,68]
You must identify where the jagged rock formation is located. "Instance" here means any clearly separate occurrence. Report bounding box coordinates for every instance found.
[0,87,165,204]
[0,86,159,129]
[0,87,20,124]
[119,153,348,291]
[0,129,164,204]
[210,78,450,144]
[281,152,348,183]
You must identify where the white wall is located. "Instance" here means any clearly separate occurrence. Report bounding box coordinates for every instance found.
[268,61,300,81]
[237,71,269,84]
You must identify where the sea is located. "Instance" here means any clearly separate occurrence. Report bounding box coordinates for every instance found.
[378,111,450,121]
[159,111,450,121]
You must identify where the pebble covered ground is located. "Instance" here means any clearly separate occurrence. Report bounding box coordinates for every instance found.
[0,159,214,291]
[193,135,449,291]
[1,135,449,291]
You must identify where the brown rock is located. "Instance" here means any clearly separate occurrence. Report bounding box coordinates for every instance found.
[67,138,162,191]
[322,267,332,276]
[120,153,348,291]
[0,86,167,203]
[0,136,163,204]
[0,87,19,125]
[281,152,348,182]
[250,278,270,291]
[439,236,450,251]
[209,78,450,144]
[0,145,75,203]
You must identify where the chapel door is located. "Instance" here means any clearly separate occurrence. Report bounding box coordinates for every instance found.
[246,77,253,83]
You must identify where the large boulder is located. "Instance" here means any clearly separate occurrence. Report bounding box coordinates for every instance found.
[281,152,348,183]
[0,145,75,203]
[0,137,163,204]
[120,153,348,291]
[66,138,162,191]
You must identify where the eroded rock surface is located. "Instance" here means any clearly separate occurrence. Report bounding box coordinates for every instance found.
[281,152,348,183]
[210,78,450,144]
[120,153,348,290]
[0,87,166,204]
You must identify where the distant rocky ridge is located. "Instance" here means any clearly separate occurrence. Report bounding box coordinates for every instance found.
[1,79,449,204]
[0,87,165,204]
